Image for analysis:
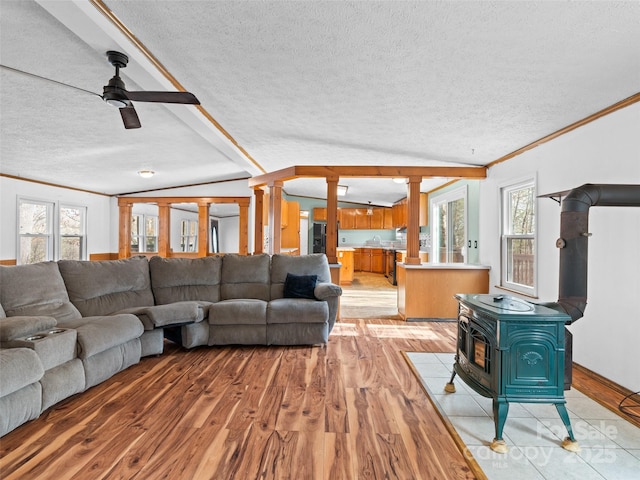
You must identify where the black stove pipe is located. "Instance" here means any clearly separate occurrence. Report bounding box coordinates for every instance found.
[543,184,640,323]
[541,184,640,390]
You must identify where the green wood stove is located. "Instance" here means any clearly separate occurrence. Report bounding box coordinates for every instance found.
[446,293,579,453]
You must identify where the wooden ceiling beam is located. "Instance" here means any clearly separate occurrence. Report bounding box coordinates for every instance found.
[248,165,486,187]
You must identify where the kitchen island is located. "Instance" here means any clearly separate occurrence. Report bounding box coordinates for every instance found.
[396,263,490,320]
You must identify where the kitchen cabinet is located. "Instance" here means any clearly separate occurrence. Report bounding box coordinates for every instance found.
[392,199,407,228]
[354,248,363,271]
[371,248,384,273]
[339,208,357,229]
[338,207,392,230]
[383,208,394,229]
[370,208,385,229]
[313,207,327,222]
[337,248,354,285]
[281,201,300,252]
[355,209,370,229]
[353,247,383,273]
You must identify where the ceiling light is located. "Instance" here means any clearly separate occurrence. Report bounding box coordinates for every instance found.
[105,98,128,108]
[137,170,155,178]
[392,177,406,184]
[337,185,348,196]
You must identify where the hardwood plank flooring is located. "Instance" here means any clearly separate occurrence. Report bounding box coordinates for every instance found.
[0,319,472,480]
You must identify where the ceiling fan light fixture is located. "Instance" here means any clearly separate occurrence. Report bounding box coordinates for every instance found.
[137,169,155,178]
[105,98,128,108]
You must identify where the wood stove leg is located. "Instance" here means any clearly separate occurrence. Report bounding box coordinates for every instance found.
[555,403,581,452]
[491,399,509,453]
[444,369,457,393]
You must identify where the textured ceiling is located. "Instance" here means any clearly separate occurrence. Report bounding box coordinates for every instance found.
[1,0,639,203]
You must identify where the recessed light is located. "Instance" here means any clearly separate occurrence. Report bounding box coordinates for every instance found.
[392,178,406,184]
[137,170,155,178]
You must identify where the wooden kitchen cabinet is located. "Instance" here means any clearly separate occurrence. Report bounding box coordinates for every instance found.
[337,249,354,285]
[313,207,327,222]
[371,248,384,273]
[370,208,385,229]
[354,248,363,271]
[355,209,370,229]
[339,208,357,229]
[383,207,394,229]
[392,199,407,228]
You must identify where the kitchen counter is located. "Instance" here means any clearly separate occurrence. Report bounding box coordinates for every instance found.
[397,263,490,320]
[399,262,489,269]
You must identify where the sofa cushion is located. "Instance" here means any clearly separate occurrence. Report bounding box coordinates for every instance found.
[0,347,44,397]
[267,298,329,324]
[56,314,144,359]
[0,262,82,322]
[283,273,318,299]
[220,254,271,301]
[149,256,222,304]
[270,254,332,299]
[209,299,267,326]
[58,256,154,316]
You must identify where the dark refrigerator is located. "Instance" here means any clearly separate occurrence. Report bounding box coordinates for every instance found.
[312,223,326,253]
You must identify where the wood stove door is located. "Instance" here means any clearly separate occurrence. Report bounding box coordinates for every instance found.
[502,323,565,399]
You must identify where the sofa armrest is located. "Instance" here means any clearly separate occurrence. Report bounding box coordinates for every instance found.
[0,316,58,342]
[314,282,342,301]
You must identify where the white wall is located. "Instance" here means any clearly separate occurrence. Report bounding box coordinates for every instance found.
[0,176,115,260]
[479,102,640,391]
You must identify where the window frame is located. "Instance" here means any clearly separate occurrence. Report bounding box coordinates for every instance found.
[430,185,468,264]
[180,219,198,252]
[131,213,159,253]
[58,204,87,261]
[500,177,537,296]
[17,197,88,264]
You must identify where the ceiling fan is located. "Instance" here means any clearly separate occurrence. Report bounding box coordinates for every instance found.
[0,50,200,129]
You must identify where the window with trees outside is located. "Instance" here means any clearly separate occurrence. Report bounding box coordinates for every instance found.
[501,179,536,295]
[59,205,87,260]
[180,219,198,252]
[431,186,467,264]
[18,199,87,264]
[131,214,158,253]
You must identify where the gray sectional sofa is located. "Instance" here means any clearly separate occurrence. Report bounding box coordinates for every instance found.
[0,253,341,436]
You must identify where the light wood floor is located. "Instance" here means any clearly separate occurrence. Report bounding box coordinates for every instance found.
[1,274,635,479]
[1,319,470,480]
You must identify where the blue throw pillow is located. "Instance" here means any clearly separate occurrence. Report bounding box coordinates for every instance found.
[283,273,318,299]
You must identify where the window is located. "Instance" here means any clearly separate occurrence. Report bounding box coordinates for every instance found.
[431,186,467,263]
[501,179,536,295]
[59,205,87,260]
[17,199,87,264]
[18,199,53,264]
[131,214,158,253]
[180,219,198,252]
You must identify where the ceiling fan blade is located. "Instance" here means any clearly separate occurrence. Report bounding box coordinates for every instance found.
[119,104,141,129]
[0,64,101,98]
[124,90,200,105]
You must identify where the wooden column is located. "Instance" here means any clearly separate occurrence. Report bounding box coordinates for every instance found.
[253,187,264,254]
[268,181,283,254]
[118,201,132,259]
[325,176,338,264]
[405,176,422,265]
[238,199,250,255]
[197,201,210,256]
[157,202,171,257]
